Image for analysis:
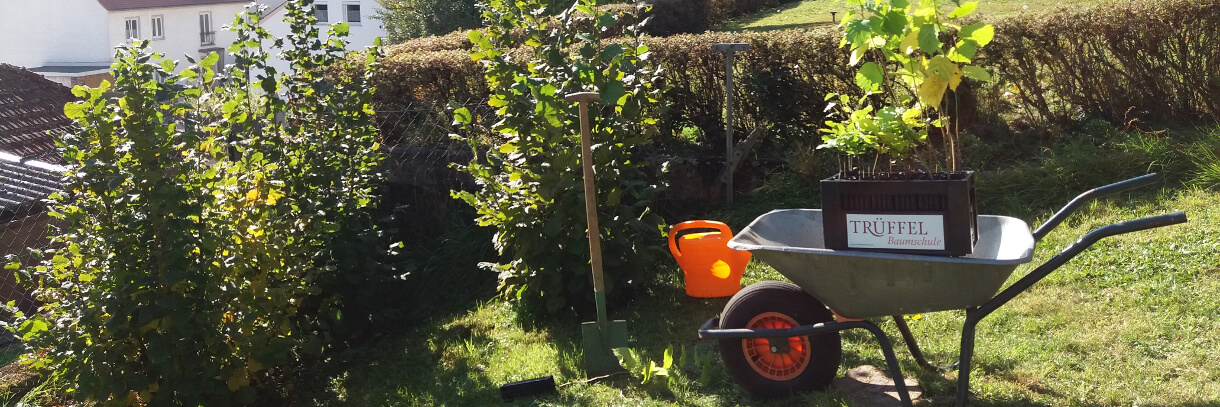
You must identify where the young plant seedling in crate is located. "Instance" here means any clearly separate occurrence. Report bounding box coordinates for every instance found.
[819,0,995,256]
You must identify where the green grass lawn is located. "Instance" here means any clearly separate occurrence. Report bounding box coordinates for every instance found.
[287,126,1220,406]
[718,0,1105,32]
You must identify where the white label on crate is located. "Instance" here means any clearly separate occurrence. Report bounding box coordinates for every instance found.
[845,214,945,250]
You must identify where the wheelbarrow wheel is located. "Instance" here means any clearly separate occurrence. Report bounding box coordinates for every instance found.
[718,280,841,399]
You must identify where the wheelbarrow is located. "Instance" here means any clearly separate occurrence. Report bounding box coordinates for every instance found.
[696,173,1188,406]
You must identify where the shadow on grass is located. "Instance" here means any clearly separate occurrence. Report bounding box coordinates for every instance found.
[718,1,820,31]
[285,318,507,406]
[735,21,837,32]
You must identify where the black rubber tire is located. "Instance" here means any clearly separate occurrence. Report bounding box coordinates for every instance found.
[718,280,842,399]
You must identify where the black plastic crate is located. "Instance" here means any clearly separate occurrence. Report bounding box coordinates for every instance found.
[821,171,977,257]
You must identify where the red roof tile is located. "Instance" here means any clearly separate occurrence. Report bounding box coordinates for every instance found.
[0,64,76,163]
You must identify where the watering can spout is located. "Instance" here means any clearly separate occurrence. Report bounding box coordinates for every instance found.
[668,220,751,298]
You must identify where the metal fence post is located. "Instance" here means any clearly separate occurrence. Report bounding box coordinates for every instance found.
[711,43,749,208]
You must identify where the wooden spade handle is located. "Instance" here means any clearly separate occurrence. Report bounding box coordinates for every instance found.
[566,92,606,295]
[565,92,600,103]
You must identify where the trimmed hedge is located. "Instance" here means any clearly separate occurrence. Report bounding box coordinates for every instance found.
[376,48,486,107]
[986,0,1220,124]
[371,0,1220,148]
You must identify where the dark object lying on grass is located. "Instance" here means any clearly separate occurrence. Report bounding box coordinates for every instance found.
[499,376,557,402]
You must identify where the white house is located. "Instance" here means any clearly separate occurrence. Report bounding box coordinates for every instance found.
[99,0,250,71]
[0,0,387,86]
[0,0,112,87]
[257,0,387,73]
[260,0,385,49]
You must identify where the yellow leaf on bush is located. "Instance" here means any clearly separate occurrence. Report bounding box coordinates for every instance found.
[900,31,920,55]
[919,56,956,109]
[265,188,284,205]
[227,368,249,391]
[140,318,161,334]
[245,188,260,202]
[919,74,949,110]
[247,358,264,373]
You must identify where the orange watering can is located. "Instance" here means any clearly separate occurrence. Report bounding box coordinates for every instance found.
[668,220,752,298]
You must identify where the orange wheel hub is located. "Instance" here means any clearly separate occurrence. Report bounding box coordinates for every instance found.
[741,312,810,381]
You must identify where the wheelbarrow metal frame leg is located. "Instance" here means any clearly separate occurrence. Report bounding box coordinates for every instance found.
[699,318,914,407]
[954,210,1189,406]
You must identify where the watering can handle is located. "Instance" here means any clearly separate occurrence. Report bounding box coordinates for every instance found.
[668,220,733,258]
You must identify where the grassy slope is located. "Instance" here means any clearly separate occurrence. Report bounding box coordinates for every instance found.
[289,125,1220,406]
[718,0,1104,32]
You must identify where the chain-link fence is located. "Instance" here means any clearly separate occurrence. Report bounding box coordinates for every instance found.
[0,148,62,368]
[373,98,499,245]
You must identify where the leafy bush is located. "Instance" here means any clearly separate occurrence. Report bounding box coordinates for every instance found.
[7,2,393,404]
[376,0,482,43]
[370,0,1220,154]
[819,0,995,172]
[452,0,667,315]
[983,0,1220,125]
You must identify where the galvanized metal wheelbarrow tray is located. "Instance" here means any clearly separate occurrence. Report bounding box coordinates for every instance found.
[697,173,1188,406]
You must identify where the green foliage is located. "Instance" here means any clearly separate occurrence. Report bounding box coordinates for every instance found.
[452,0,667,316]
[616,344,715,385]
[990,0,1220,126]
[7,1,392,404]
[820,0,994,171]
[376,0,482,43]
[368,0,1219,160]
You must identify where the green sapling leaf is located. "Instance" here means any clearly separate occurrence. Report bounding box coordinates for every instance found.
[948,1,978,19]
[856,62,885,92]
[962,65,993,82]
[453,107,472,126]
[961,23,994,46]
[917,24,940,55]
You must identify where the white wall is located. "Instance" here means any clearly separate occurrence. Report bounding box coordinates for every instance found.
[258,0,386,75]
[108,3,250,69]
[0,0,111,68]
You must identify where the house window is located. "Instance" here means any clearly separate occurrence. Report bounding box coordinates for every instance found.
[125,17,140,40]
[199,12,214,46]
[151,15,164,40]
[315,4,329,23]
[345,3,360,24]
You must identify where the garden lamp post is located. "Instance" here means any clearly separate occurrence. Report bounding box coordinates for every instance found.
[711,42,750,207]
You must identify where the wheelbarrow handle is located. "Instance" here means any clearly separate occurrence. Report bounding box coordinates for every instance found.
[979,211,1187,319]
[1032,173,1162,241]
[958,213,1186,407]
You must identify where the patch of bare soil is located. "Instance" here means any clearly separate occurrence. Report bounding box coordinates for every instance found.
[833,365,924,407]
[0,361,36,392]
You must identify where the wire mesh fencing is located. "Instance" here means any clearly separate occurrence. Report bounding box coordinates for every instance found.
[372,98,498,245]
[0,148,63,365]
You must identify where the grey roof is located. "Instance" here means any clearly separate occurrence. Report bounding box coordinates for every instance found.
[96,0,248,11]
[261,0,288,17]
[27,65,112,75]
[0,157,63,220]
